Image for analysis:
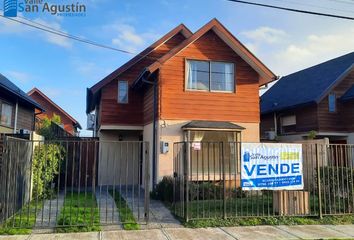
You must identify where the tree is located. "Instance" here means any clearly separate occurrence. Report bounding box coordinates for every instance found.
[37,114,62,140]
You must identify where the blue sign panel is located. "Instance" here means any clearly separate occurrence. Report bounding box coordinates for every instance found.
[241,143,303,190]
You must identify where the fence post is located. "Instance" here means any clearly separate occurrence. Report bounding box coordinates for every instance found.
[185,142,189,222]
[222,142,226,219]
[316,144,323,219]
[144,142,150,223]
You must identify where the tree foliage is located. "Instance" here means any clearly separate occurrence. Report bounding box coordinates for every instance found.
[37,114,62,140]
[32,143,65,199]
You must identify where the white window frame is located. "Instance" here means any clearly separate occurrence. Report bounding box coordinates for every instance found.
[118,80,129,104]
[185,59,235,93]
[328,93,336,113]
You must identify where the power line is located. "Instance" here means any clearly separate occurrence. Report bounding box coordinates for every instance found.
[0,11,161,61]
[226,0,354,20]
[271,0,354,14]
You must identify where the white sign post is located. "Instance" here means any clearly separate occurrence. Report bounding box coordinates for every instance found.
[241,143,303,190]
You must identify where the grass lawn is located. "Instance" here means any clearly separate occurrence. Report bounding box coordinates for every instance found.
[0,200,43,235]
[109,190,140,230]
[56,192,100,233]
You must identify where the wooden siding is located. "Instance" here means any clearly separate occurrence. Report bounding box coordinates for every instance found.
[159,30,260,123]
[100,33,187,126]
[0,88,35,132]
[260,105,318,137]
[16,105,34,131]
[317,70,354,132]
[29,91,76,135]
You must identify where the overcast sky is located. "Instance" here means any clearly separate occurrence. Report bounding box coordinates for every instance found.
[0,0,353,136]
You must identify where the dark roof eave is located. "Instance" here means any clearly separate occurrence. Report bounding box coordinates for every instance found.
[0,84,44,111]
[261,101,317,115]
[181,120,245,131]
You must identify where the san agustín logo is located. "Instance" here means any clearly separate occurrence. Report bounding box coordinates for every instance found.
[4,0,87,17]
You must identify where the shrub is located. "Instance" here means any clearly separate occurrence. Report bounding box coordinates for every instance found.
[318,166,354,213]
[32,143,65,199]
[151,176,174,203]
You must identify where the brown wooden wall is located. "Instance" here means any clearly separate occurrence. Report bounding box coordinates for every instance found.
[260,105,318,137]
[317,70,354,132]
[16,105,35,131]
[29,91,76,135]
[100,33,187,126]
[0,88,35,132]
[159,30,260,123]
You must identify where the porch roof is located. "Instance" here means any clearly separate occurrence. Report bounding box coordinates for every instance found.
[181,121,245,131]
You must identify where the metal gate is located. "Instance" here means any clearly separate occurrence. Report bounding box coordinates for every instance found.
[0,137,150,231]
[173,142,354,221]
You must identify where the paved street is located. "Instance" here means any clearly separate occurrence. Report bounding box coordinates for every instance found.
[1,225,354,240]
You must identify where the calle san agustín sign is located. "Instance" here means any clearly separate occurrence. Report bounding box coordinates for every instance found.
[241,143,303,190]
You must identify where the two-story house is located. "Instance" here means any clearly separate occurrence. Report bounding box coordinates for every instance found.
[261,52,354,144]
[86,19,276,184]
[0,74,43,134]
[28,88,82,136]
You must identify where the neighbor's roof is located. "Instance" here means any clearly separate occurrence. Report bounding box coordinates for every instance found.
[0,73,44,111]
[261,52,354,114]
[340,84,354,102]
[182,120,245,130]
[28,88,82,129]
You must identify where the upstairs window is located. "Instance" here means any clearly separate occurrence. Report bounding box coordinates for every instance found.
[328,93,336,112]
[186,60,234,92]
[118,81,128,104]
[0,102,13,127]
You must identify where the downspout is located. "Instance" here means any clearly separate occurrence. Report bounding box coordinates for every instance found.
[13,100,18,133]
[142,72,158,188]
[152,78,158,188]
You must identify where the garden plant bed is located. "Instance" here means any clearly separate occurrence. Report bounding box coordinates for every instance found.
[56,192,100,233]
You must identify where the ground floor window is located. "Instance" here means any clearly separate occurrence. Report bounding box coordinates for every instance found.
[186,130,242,176]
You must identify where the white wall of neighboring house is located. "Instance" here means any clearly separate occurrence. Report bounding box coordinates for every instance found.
[347,133,354,144]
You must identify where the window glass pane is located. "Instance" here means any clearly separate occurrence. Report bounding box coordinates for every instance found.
[210,62,234,92]
[1,103,13,127]
[329,93,336,112]
[187,60,209,91]
[118,81,128,103]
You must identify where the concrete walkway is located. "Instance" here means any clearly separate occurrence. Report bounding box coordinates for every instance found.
[119,188,182,229]
[32,193,65,233]
[95,191,122,231]
[2,225,354,240]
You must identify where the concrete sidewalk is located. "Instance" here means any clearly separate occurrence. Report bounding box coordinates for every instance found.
[1,225,354,240]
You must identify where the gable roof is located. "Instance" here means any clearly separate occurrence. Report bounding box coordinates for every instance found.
[145,19,277,86]
[0,73,43,111]
[261,52,354,114]
[28,88,82,129]
[341,84,354,102]
[89,24,193,94]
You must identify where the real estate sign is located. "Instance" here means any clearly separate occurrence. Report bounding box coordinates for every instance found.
[241,143,303,190]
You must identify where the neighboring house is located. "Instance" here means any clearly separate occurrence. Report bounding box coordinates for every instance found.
[86,19,277,184]
[261,52,354,144]
[28,88,82,136]
[0,74,43,134]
